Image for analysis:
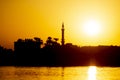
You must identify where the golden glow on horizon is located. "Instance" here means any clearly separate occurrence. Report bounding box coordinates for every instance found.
[0,0,120,49]
[82,19,101,37]
[88,66,96,80]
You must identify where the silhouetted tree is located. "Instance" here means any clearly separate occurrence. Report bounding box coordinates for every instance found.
[34,37,43,48]
[0,45,14,66]
[54,38,59,42]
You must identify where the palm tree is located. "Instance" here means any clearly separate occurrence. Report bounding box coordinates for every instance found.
[54,38,59,42]
[46,37,53,46]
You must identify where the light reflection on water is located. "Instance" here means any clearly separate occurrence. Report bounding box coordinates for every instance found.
[0,66,120,80]
[87,66,96,80]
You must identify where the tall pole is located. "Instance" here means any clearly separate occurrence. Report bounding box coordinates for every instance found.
[61,22,65,46]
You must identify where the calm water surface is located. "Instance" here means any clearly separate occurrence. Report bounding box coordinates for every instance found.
[0,66,120,80]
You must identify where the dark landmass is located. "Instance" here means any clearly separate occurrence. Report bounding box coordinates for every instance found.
[0,37,120,67]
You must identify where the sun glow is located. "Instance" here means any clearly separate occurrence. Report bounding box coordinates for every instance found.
[83,20,101,36]
[88,66,97,80]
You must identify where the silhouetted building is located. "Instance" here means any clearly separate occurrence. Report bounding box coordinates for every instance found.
[45,37,60,47]
[66,43,73,47]
[14,37,43,65]
[14,37,43,51]
[61,23,65,46]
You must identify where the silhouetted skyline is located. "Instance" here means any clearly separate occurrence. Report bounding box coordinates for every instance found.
[0,0,120,49]
[0,36,120,67]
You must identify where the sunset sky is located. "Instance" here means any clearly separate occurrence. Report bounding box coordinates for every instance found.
[0,0,120,49]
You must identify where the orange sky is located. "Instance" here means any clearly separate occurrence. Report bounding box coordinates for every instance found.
[0,0,120,49]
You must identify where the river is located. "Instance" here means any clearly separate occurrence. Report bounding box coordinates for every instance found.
[0,66,120,80]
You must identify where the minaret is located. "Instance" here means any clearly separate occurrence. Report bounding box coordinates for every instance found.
[61,22,65,46]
